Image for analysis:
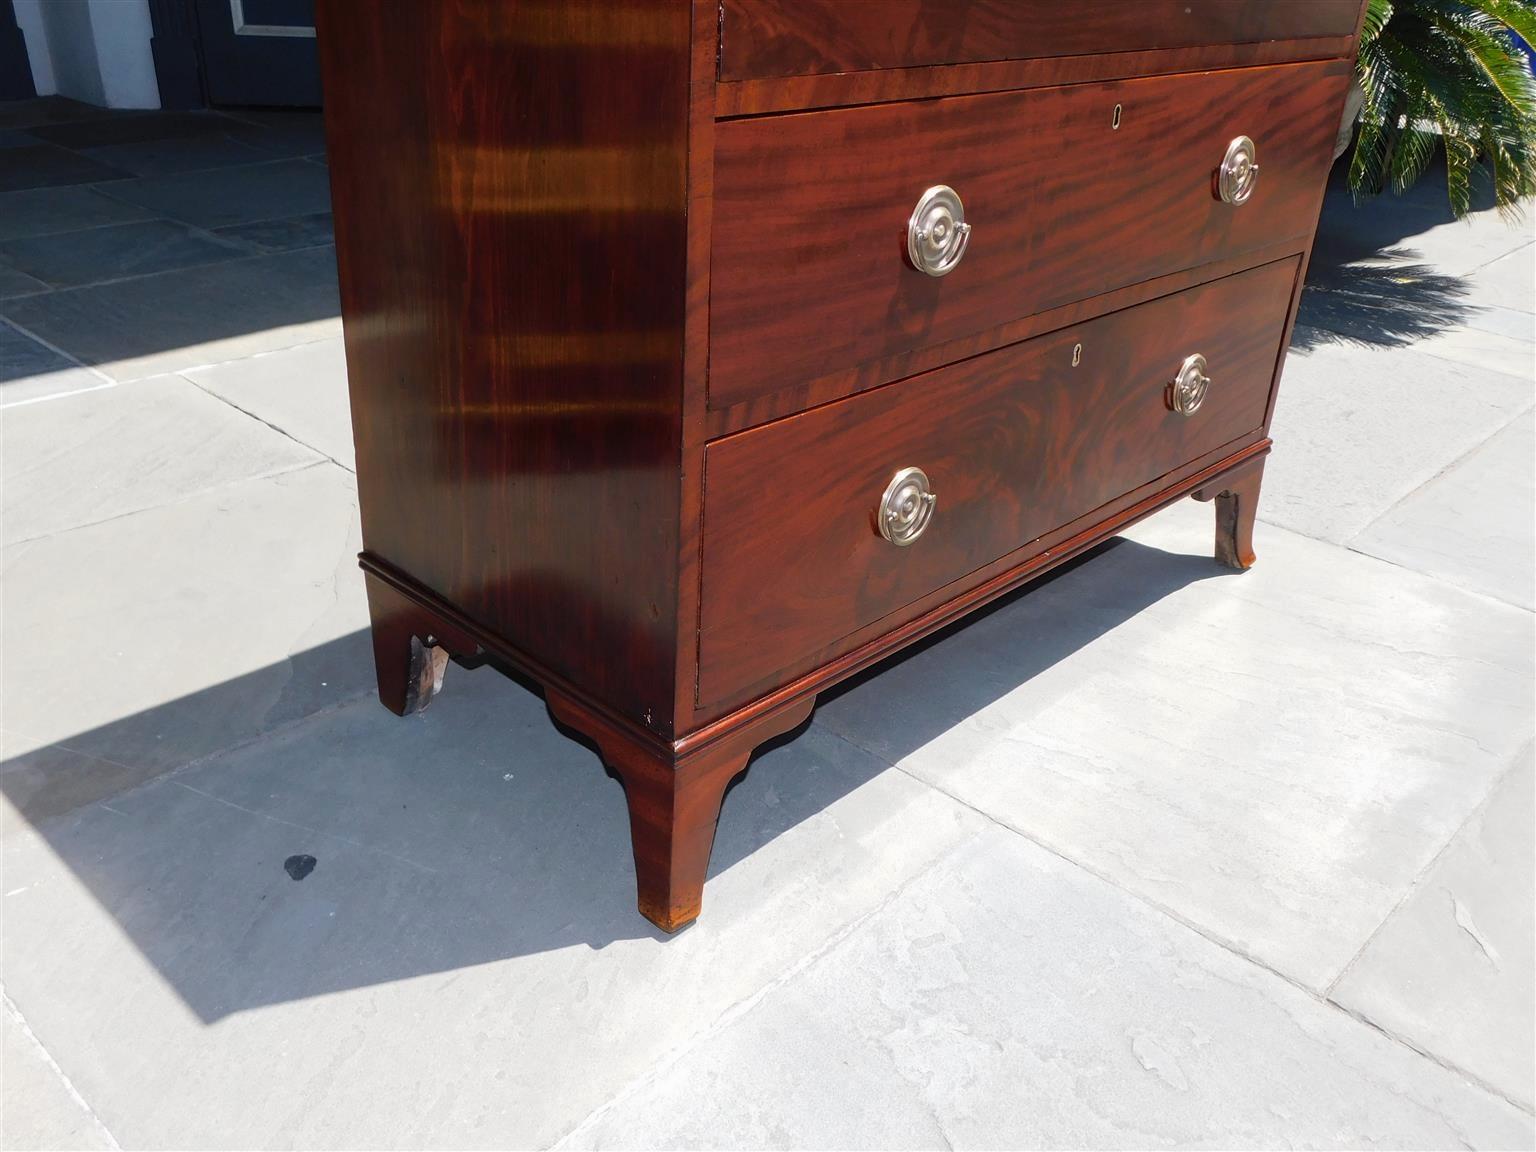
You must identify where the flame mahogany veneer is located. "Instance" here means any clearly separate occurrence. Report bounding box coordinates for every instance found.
[317,0,1368,932]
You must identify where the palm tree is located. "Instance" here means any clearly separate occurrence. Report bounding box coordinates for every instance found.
[1349,0,1536,217]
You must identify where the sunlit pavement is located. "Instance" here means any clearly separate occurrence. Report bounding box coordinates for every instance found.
[3,98,1533,1149]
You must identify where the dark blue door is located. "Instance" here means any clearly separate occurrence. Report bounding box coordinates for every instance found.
[195,0,319,107]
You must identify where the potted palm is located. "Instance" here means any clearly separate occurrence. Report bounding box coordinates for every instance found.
[1348,0,1536,217]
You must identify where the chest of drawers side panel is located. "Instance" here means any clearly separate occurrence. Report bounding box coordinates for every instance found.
[317,0,694,734]
[673,0,725,736]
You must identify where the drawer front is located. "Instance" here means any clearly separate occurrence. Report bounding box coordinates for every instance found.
[698,258,1299,708]
[720,0,1363,81]
[710,60,1347,412]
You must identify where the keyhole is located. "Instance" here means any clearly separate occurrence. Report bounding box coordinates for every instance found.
[1111,104,1122,130]
[1072,343,1083,367]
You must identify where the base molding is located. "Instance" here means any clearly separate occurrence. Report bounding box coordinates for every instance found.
[359,563,816,932]
[358,441,1270,929]
[1192,454,1266,570]
[547,689,814,931]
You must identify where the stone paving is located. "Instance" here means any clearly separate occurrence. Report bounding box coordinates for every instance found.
[2,97,1533,1150]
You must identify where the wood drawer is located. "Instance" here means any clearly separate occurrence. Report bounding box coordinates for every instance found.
[709,59,1348,413]
[697,257,1299,708]
[720,0,1363,81]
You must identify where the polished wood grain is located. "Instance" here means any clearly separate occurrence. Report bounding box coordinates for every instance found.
[363,571,480,716]
[716,37,1360,117]
[673,0,720,738]
[1194,458,1267,570]
[365,431,1275,934]
[547,688,815,931]
[697,259,1299,708]
[318,0,692,737]
[719,0,1363,80]
[709,59,1351,412]
[363,435,1275,736]
[704,235,1309,438]
[323,0,1365,929]
[687,437,1274,729]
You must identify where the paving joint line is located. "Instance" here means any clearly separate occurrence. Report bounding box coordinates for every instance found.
[546,827,985,1150]
[1403,342,1536,384]
[2,991,122,1150]
[1249,521,1532,616]
[84,170,335,238]
[21,685,377,835]
[1463,237,1535,276]
[0,376,118,410]
[1350,399,1536,541]
[1330,995,1536,1118]
[0,312,116,383]
[180,371,355,473]
[1338,541,1535,613]
[3,458,338,548]
[812,723,1536,1118]
[1243,456,1536,615]
[1292,319,1536,384]
[173,780,441,874]
[0,211,288,275]
[172,330,340,376]
[1324,739,1534,1000]
[0,211,158,245]
[0,238,334,301]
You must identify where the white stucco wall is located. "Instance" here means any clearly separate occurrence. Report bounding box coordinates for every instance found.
[38,0,103,104]
[12,0,57,95]
[87,0,158,108]
[17,0,159,109]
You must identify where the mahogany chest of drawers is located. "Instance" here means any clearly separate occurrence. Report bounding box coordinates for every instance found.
[317,0,1366,931]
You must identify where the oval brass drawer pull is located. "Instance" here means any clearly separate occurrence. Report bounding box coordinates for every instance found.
[879,466,937,546]
[1218,135,1259,204]
[906,185,972,277]
[1168,353,1211,416]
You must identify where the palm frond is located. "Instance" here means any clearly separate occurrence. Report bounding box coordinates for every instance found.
[1468,0,1536,49]
[1348,0,1536,217]
[1362,0,1397,42]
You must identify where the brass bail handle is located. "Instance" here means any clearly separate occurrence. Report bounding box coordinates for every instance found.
[1167,353,1211,416]
[907,185,972,277]
[1218,135,1259,205]
[879,466,938,546]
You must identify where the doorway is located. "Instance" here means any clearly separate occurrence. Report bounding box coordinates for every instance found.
[156,0,320,108]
